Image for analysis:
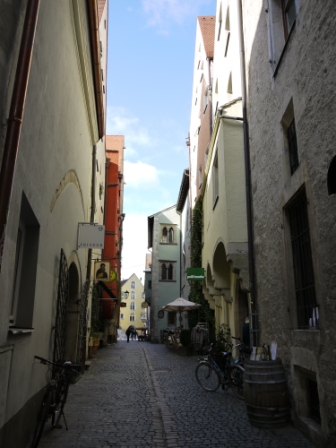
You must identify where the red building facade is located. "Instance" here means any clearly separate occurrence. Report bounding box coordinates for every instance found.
[100,135,124,340]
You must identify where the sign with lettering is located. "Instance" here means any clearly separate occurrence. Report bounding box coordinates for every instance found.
[77,223,105,249]
[186,268,205,281]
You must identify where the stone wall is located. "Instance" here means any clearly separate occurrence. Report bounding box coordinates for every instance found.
[242,0,336,444]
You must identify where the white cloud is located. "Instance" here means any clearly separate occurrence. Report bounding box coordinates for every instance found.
[106,107,155,157]
[121,213,149,282]
[141,0,211,28]
[124,160,159,188]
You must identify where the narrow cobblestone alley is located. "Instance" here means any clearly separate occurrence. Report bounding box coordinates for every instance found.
[37,342,313,448]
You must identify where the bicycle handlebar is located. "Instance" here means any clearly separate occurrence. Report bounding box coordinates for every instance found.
[34,356,81,369]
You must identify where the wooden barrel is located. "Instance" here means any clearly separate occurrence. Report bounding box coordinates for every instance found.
[244,359,290,428]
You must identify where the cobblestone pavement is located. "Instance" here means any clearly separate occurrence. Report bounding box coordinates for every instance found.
[37,342,313,448]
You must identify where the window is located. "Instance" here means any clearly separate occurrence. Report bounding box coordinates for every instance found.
[217,4,222,41]
[160,262,175,281]
[131,281,135,289]
[281,0,296,39]
[9,193,40,328]
[227,72,233,94]
[267,0,297,73]
[224,7,230,56]
[120,313,124,320]
[130,301,135,310]
[203,87,208,113]
[286,188,317,329]
[131,291,135,300]
[213,151,219,208]
[148,280,152,289]
[161,225,176,244]
[130,313,135,322]
[198,165,203,189]
[282,100,299,176]
[287,119,299,174]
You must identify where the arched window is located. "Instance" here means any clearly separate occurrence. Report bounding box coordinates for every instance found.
[162,227,168,242]
[130,313,135,322]
[130,301,135,310]
[161,263,167,279]
[131,281,135,289]
[160,261,176,281]
[168,227,174,243]
[131,291,135,300]
[168,263,173,280]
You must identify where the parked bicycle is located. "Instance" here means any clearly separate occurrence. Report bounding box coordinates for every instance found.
[195,344,244,399]
[230,336,252,366]
[30,356,81,448]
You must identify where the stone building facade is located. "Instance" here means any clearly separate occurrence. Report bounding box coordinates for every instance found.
[241,0,336,445]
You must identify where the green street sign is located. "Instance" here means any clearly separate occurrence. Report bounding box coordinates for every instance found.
[186,268,205,281]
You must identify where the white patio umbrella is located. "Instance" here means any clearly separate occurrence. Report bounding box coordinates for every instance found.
[161,298,200,328]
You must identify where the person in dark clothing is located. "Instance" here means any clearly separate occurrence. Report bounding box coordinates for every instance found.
[126,327,131,343]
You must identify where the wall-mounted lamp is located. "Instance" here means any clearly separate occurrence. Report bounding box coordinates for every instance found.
[122,290,129,300]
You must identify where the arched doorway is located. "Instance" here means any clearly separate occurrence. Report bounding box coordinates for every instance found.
[64,262,80,361]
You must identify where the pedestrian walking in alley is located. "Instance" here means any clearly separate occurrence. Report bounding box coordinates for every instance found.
[125,327,131,342]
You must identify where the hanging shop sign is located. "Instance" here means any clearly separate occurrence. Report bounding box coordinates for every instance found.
[94,261,110,282]
[158,310,164,318]
[141,301,149,308]
[77,223,105,249]
[186,267,205,281]
[109,270,118,282]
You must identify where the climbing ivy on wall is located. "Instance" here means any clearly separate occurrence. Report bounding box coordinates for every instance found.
[188,195,215,338]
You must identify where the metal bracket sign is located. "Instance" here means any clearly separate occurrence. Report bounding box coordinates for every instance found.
[77,223,105,249]
[186,267,205,281]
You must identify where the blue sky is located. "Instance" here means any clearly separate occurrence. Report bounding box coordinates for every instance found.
[106,0,216,282]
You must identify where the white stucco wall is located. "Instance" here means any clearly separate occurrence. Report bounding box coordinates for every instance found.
[0,1,107,439]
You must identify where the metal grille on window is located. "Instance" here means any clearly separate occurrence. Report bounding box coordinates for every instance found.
[53,249,69,371]
[76,279,90,364]
[288,190,317,328]
[287,119,299,174]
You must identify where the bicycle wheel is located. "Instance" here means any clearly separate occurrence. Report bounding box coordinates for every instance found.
[229,364,245,399]
[52,382,69,429]
[31,390,52,448]
[195,362,221,392]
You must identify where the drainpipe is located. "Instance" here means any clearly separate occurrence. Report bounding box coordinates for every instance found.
[0,0,41,271]
[87,0,104,139]
[237,0,258,346]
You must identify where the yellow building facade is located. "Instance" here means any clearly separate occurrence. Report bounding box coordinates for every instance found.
[120,274,147,332]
